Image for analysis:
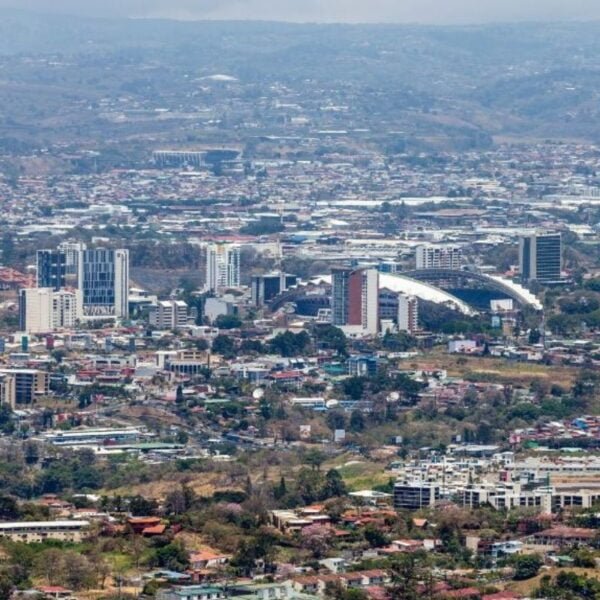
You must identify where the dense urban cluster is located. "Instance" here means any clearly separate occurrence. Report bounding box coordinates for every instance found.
[0,11,599,600]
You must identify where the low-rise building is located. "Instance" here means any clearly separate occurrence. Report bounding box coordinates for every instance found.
[0,520,89,543]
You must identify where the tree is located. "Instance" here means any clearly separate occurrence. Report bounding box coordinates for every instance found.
[381,331,417,352]
[0,573,13,599]
[176,384,185,405]
[390,554,420,600]
[349,410,365,432]
[326,410,346,431]
[300,524,330,558]
[269,331,311,357]
[128,495,158,516]
[304,449,326,471]
[215,314,242,329]
[240,339,265,354]
[313,325,347,356]
[273,476,287,500]
[155,542,189,571]
[323,469,347,499]
[364,524,389,548]
[212,334,236,358]
[0,495,19,519]
[34,548,66,585]
[342,377,365,401]
[295,468,325,504]
[511,554,543,580]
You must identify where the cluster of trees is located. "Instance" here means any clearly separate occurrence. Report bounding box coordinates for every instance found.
[535,571,600,599]
[273,467,347,507]
[419,301,499,336]
[212,330,312,359]
[0,445,222,500]
[129,241,201,270]
[240,219,285,236]
[339,370,424,402]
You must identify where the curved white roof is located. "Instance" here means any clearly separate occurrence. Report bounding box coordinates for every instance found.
[485,275,543,311]
[314,273,476,316]
[380,273,476,315]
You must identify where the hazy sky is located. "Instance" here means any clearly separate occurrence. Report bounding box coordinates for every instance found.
[3,0,600,24]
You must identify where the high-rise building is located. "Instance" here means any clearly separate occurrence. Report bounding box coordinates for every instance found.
[0,372,15,409]
[331,267,379,335]
[81,248,129,318]
[19,288,81,333]
[397,294,419,335]
[205,243,241,292]
[416,245,462,270]
[148,300,188,330]
[519,232,562,284]
[37,242,86,290]
[37,243,128,319]
[52,289,81,330]
[251,272,298,306]
[19,288,53,334]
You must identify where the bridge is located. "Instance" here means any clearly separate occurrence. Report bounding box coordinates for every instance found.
[403,269,543,311]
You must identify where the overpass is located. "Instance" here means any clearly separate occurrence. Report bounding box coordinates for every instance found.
[403,269,543,311]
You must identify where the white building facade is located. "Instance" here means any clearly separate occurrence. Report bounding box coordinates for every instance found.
[205,243,241,291]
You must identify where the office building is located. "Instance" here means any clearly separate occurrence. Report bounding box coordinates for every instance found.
[519,232,562,284]
[81,248,129,318]
[347,355,378,377]
[331,267,379,336]
[0,369,49,405]
[37,243,128,319]
[394,481,441,510]
[416,245,462,270]
[251,272,298,307]
[37,242,86,290]
[148,300,188,330]
[205,243,241,291]
[397,294,419,334]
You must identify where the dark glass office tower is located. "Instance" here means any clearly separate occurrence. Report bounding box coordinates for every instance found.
[519,232,561,284]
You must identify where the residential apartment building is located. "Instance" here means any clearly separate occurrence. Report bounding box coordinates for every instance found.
[331,267,379,336]
[397,293,418,334]
[205,243,240,291]
[0,372,16,409]
[149,300,188,329]
[19,288,81,333]
[416,245,462,270]
[0,520,90,543]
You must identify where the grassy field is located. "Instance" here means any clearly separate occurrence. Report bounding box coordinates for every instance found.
[333,459,391,492]
[407,351,578,388]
